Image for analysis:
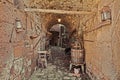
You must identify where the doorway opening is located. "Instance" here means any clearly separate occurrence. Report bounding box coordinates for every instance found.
[49,24,70,48]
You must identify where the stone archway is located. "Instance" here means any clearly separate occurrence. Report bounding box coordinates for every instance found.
[41,14,79,48]
[48,24,70,48]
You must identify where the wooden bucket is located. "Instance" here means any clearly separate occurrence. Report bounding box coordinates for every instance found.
[71,49,84,65]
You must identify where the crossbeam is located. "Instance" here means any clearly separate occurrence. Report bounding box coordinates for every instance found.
[24,8,93,15]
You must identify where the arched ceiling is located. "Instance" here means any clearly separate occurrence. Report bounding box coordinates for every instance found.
[24,0,100,11]
[42,13,82,33]
[23,0,100,33]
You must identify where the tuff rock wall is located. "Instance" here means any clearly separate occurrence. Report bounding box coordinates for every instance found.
[0,0,45,80]
[84,0,120,80]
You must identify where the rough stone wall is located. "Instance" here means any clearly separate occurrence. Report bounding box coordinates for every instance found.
[84,0,120,80]
[0,0,45,80]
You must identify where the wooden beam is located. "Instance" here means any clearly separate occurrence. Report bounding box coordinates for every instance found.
[24,8,93,15]
[84,39,94,42]
[84,20,111,33]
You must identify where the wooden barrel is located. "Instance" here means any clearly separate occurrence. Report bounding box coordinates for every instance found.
[71,49,84,65]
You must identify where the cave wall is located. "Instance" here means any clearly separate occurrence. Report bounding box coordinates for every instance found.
[0,0,45,80]
[84,0,120,80]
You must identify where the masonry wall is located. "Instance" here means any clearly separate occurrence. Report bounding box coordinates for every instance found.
[0,0,45,80]
[84,0,120,80]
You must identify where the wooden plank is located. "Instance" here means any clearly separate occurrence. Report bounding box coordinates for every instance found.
[84,20,111,33]
[37,51,47,54]
[24,8,93,15]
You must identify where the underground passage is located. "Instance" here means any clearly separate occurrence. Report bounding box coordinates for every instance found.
[0,0,120,80]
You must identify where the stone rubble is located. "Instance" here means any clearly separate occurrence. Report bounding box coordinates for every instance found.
[29,47,91,80]
[29,63,84,80]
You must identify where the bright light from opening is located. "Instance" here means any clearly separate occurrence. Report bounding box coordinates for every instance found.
[58,18,61,22]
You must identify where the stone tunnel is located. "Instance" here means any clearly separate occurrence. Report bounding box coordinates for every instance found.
[0,0,120,80]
